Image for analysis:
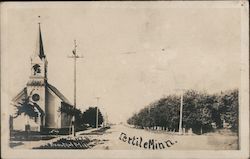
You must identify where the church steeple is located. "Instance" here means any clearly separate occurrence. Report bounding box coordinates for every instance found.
[29,18,48,83]
[37,23,46,59]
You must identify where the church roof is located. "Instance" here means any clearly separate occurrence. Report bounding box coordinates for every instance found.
[11,87,27,102]
[47,83,72,105]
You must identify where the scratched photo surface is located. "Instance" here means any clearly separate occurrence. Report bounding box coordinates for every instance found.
[1,1,249,157]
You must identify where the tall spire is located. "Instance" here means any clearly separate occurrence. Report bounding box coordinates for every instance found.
[37,16,45,59]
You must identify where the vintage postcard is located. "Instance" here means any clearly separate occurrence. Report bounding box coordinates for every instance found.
[1,1,249,159]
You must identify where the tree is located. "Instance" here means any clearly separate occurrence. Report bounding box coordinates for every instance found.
[127,89,239,134]
[59,103,84,131]
[195,92,214,134]
[14,96,44,119]
[14,96,45,133]
[211,94,222,129]
[182,90,199,132]
[82,107,104,128]
[127,94,180,131]
[218,89,239,132]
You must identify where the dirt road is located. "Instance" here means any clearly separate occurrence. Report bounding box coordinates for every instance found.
[11,124,238,150]
[87,124,238,150]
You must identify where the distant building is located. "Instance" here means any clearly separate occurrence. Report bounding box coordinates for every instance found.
[11,24,73,132]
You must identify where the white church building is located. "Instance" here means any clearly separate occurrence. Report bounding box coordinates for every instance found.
[10,24,73,133]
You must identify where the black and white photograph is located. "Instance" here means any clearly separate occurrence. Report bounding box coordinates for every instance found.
[1,1,249,159]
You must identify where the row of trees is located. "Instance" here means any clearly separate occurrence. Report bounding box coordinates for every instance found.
[60,104,104,130]
[127,89,238,134]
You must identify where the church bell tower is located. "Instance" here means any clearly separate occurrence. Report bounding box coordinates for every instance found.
[26,22,48,123]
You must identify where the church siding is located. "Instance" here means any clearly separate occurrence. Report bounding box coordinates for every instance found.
[45,88,61,129]
[60,103,73,128]
[61,112,71,128]
[11,91,26,130]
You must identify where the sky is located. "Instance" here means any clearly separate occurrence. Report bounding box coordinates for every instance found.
[2,2,242,123]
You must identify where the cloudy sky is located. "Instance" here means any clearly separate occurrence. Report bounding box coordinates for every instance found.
[2,2,242,122]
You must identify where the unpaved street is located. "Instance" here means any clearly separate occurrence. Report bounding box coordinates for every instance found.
[86,124,238,150]
[11,124,238,150]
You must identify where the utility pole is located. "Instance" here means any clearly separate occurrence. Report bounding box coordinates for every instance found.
[179,91,183,135]
[175,88,185,135]
[96,97,100,129]
[105,112,108,127]
[68,40,83,136]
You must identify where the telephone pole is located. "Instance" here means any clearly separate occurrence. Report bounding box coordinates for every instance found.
[179,91,183,135]
[175,88,185,135]
[68,40,83,136]
[105,112,108,127]
[96,97,100,129]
